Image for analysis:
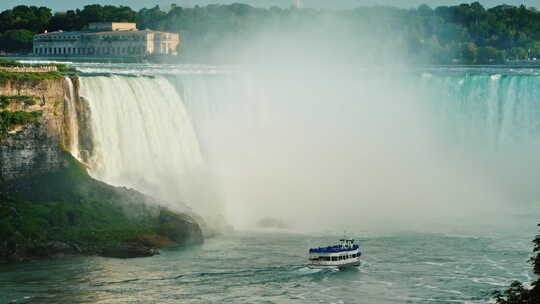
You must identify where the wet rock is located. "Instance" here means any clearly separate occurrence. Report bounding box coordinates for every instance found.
[137,234,176,248]
[46,241,72,252]
[70,242,82,253]
[256,217,289,229]
[158,210,204,245]
[100,246,159,259]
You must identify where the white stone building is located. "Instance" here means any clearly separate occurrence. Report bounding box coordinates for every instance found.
[33,22,180,58]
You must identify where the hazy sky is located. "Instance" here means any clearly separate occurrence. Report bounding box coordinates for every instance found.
[2,0,540,12]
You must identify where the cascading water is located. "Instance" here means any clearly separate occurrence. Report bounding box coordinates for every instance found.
[79,75,220,220]
[75,66,540,232]
[421,73,540,204]
[171,70,540,230]
[421,73,540,149]
[64,76,80,160]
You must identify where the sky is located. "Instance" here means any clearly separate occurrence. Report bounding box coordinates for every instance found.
[1,0,540,12]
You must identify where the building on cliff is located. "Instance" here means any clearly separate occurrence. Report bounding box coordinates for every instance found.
[32,22,180,58]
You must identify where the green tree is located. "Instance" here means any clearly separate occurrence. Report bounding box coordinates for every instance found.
[508,47,528,60]
[477,46,505,64]
[0,29,33,52]
[494,224,540,303]
[462,43,479,63]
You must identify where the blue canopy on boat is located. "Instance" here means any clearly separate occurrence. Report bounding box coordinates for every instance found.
[309,244,359,253]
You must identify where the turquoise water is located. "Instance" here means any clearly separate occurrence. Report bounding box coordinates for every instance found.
[0,230,535,304]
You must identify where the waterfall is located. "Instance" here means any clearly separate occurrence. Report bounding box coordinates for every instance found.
[76,69,540,230]
[171,71,540,229]
[79,75,219,218]
[64,76,80,160]
[420,74,540,149]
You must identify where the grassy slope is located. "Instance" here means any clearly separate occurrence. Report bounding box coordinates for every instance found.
[0,153,202,260]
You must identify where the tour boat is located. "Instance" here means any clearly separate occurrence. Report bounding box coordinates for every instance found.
[308,239,361,269]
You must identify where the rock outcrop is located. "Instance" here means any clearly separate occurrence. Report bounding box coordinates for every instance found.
[0,77,70,180]
[0,72,204,263]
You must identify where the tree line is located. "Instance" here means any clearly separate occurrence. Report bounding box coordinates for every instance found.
[2,2,540,64]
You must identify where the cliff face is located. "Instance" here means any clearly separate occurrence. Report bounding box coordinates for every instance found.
[0,73,203,263]
[0,77,73,180]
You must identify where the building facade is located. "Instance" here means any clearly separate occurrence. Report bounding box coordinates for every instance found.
[33,22,180,58]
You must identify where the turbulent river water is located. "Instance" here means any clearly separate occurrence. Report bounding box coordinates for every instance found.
[0,228,536,304]
[4,62,540,303]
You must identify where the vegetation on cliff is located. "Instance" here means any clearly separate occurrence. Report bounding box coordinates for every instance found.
[0,110,41,132]
[0,153,203,263]
[0,71,63,83]
[0,60,77,73]
[493,224,540,303]
[0,95,36,108]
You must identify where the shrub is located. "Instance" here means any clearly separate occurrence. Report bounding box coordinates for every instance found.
[0,60,78,73]
[0,110,41,131]
[0,71,64,83]
[493,224,540,303]
[0,95,36,108]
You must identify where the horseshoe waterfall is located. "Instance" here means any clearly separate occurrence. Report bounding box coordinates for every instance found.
[72,70,540,232]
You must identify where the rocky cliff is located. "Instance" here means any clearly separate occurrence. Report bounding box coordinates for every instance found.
[0,76,73,180]
[0,72,203,263]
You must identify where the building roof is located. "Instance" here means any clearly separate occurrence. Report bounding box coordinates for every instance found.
[36,29,177,36]
[37,31,82,36]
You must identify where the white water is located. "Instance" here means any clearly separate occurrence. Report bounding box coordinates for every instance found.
[74,67,540,233]
[79,75,220,219]
[173,71,540,231]
[64,76,80,160]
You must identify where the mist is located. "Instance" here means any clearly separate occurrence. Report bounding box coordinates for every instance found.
[68,8,540,235]
[175,16,540,233]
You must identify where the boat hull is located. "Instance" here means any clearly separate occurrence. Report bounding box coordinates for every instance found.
[308,260,360,270]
